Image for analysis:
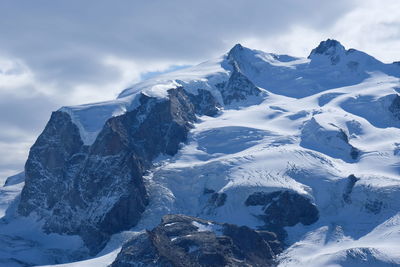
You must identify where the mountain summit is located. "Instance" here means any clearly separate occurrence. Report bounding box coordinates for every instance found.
[309,39,346,57]
[1,40,400,266]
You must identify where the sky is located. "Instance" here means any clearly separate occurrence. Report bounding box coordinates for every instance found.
[0,0,399,180]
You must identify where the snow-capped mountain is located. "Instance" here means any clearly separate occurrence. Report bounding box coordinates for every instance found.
[1,39,400,266]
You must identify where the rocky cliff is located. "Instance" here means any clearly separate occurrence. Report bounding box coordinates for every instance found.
[111,214,282,267]
[17,64,262,253]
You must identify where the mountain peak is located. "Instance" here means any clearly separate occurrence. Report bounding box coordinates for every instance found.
[309,39,346,58]
[227,43,245,59]
[230,43,244,52]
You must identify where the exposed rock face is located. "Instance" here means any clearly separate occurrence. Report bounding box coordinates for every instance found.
[208,192,227,208]
[219,67,262,105]
[222,43,263,105]
[17,77,263,254]
[187,89,221,116]
[310,39,345,56]
[389,94,400,120]
[111,214,281,267]
[18,87,225,253]
[245,190,319,239]
[343,174,360,204]
[19,111,85,217]
[308,39,346,65]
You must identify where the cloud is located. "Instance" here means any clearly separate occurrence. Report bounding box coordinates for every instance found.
[0,0,353,88]
[0,0,399,178]
[332,0,400,62]
[242,0,400,62]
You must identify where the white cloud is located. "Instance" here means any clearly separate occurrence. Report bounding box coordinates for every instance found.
[240,0,400,63]
[0,57,34,91]
[331,0,400,62]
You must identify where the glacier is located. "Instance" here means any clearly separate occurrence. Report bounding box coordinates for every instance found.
[0,39,400,266]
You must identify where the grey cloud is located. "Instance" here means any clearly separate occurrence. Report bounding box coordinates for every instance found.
[0,0,386,177]
[0,92,57,134]
[0,0,354,89]
[0,90,58,178]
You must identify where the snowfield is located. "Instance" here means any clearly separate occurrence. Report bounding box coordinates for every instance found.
[1,40,400,266]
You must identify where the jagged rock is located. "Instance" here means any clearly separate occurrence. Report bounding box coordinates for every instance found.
[19,111,85,217]
[308,39,347,66]
[187,89,221,117]
[219,67,262,105]
[227,43,244,59]
[16,74,264,254]
[343,174,360,204]
[111,214,281,267]
[389,94,400,120]
[245,190,319,239]
[208,192,227,207]
[17,87,224,254]
[309,39,345,57]
[222,43,263,105]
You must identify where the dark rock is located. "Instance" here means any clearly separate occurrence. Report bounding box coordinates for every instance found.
[308,39,348,65]
[309,39,345,57]
[350,147,360,160]
[365,199,383,214]
[222,223,279,265]
[343,174,359,204]
[111,214,281,267]
[187,89,221,117]
[219,67,262,105]
[19,111,85,217]
[209,193,227,207]
[389,94,400,120]
[17,87,214,254]
[337,129,360,160]
[203,188,215,194]
[245,190,319,240]
[257,231,283,254]
[227,43,244,59]
[16,66,263,254]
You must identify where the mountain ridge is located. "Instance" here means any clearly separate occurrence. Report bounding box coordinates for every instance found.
[1,39,400,266]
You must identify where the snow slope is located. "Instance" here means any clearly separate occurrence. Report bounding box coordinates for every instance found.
[135,71,400,266]
[1,39,400,266]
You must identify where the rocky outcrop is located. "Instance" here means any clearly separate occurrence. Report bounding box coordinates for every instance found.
[218,67,262,105]
[342,174,359,204]
[221,43,263,105]
[187,89,221,116]
[245,190,319,240]
[16,76,262,254]
[111,214,281,267]
[308,39,345,65]
[389,94,400,120]
[207,192,227,208]
[17,87,224,254]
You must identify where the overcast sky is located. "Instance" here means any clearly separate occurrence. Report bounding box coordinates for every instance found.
[0,0,399,179]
